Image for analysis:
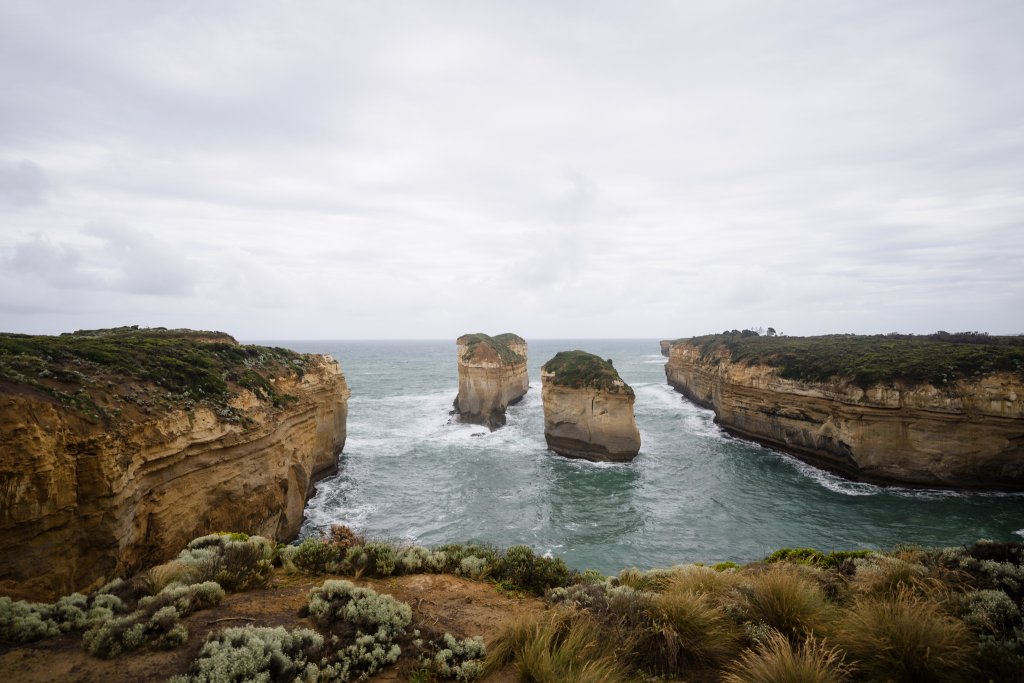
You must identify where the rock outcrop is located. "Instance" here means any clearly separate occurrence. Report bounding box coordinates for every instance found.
[660,340,674,357]
[665,338,1024,490]
[453,333,529,430]
[0,328,350,600]
[541,351,641,462]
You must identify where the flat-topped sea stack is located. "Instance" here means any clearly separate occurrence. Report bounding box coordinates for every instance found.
[665,332,1024,490]
[541,350,641,462]
[453,332,529,430]
[0,327,350,600]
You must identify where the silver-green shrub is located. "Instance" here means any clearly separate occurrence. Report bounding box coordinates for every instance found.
[426,633,486,682]
[0,597,60,642]
[307,579,412,638]
[169,626,324,683]
[458,556,488,580]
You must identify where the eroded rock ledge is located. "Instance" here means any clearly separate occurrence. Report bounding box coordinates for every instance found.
[664,336,1024,490]
[453,333,529,430]
[542,351,641,462]
[0,328,350,599]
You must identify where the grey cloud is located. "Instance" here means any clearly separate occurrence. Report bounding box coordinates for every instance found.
[2,224,196,297]
[0,160,51,208]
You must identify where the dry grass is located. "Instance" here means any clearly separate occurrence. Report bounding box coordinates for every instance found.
[648,587,741,668]
[483,610,630,683]
[663,564,743,600]
[742,565,833,641]
[145,561,205,593]
[835,589,975,682]
[722,630,850,683]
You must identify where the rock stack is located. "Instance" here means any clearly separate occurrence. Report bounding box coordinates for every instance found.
[453,333,529,431]
[541,350,641,462]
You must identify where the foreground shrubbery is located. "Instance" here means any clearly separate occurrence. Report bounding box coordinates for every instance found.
[4,531,1022,682]
[515,541,1024,682]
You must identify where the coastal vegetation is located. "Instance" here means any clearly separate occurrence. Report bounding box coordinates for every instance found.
[459,332,525,364]
[676,331,1024,387]
[0,325,306,422]
[542,350,632,393]
[3,532,1021,682]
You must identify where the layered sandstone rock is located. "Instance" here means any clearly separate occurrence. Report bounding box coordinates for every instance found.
[453,333,529,430]
[0,330,349,600]
[665,339,1024,490]
[541,351,641,462]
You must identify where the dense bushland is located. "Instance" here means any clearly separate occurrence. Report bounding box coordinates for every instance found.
[0,326,306,421]
[677,331,1024,387]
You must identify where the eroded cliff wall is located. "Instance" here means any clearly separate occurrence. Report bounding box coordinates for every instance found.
[665,341,1024,489]
[0,355,349,600]
[454,334,529,430]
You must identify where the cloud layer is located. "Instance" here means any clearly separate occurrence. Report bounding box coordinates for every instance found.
[1,0,1022,338]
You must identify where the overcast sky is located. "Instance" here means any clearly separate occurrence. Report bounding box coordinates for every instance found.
[1,1,1022,339]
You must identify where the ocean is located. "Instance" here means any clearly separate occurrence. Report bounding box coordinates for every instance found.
[262,339,1024,575]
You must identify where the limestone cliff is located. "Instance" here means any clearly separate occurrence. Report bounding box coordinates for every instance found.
[541,351,641,462]
[0,328,350,600]
[660,340,674,357]
[665,337,1024,490]
[453,333,529,430]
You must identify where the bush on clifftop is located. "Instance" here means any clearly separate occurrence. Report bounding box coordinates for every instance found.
[542,350,632,393]
[681,332,1024,387]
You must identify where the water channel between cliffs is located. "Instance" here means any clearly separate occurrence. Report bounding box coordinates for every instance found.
[265,339,1024,575]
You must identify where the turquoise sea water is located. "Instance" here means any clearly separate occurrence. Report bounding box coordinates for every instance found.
[265,339,1024,575]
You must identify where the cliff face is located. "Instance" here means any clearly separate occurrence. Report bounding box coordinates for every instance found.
[453,333,529,430]
[665,341,1024,490]
[0,347,349,600]
[541,352,641,462]
[660,340,673,357]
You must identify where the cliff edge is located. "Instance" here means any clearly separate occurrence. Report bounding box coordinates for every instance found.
[664,333,1024,490]
[453,333,529,430]
[0,327,350,600]
[541,350,641,462]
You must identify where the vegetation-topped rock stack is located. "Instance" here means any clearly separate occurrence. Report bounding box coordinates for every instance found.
[0,327,350,599]
[453,332,529,431]
[541,350,641,462]
[664,331,1024,490]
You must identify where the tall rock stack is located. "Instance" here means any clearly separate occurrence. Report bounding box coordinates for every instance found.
[453,333,529,431]
[541,350,641,462]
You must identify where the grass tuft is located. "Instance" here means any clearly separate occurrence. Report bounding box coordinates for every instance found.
[722,630,850,683]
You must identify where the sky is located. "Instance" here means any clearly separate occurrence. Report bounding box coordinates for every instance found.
[1,0,1022,340]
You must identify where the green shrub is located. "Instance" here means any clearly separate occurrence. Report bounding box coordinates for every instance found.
[293,538,342,574]
[363,541,397,577]
[493,545,571,594]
